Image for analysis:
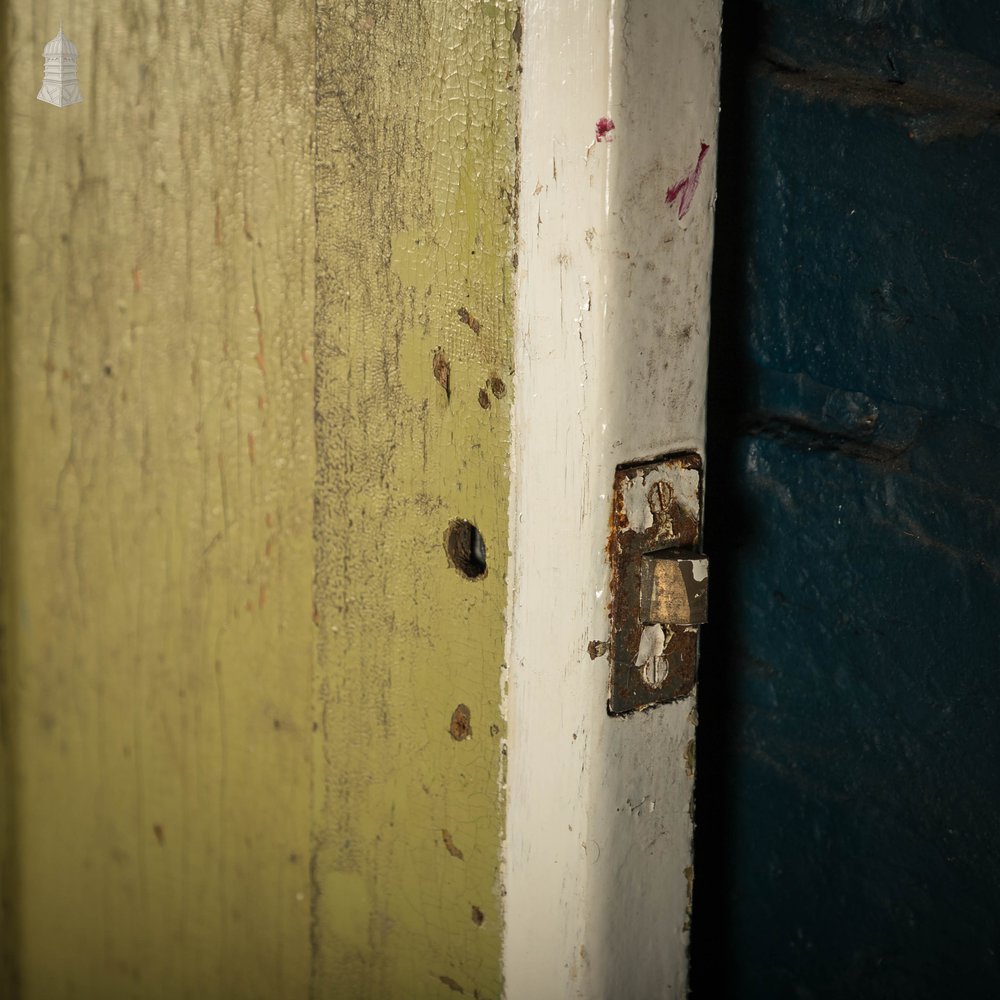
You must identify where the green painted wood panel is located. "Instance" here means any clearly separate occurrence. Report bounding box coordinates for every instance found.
[3,3,318,995]
[1,1,517,997]
[311,2,518,997]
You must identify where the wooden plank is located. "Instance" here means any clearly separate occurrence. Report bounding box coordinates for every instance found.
[5,4,316,996]
[312,2,519,997]
[505,1,721,995]
[0,5,15,990]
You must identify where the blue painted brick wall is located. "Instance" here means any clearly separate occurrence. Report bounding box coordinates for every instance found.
[693,3,1000,997]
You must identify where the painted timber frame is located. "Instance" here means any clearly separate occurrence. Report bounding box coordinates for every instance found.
[505,2,721,996]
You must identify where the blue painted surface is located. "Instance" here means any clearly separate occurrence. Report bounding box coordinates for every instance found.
[775,0,1000,67]
[693,3,1000,996]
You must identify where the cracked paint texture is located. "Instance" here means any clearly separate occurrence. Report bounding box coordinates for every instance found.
[2,0,517,997]
[3,2,317,997]
[312,1,518,997]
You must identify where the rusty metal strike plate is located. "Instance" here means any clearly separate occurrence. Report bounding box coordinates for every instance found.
[607,453,706,714]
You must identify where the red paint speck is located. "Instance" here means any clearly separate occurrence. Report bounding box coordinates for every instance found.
[595,117,616,142]
[665,142,710,220]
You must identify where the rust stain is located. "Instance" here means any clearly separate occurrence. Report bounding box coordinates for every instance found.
[647,480,674,527]
[441,830,464,860]
[587,640,607,660]
[478,388,491,409]
[432,349,451,400]
[152,824,165,846]
[471,905,485,926]
[457,306,481,334]
[487,375,506,399]
[606,453,703,713]
[132,266,142,291]
[437,975,465,994]
[247,433,256,465]
[449,704,472,741]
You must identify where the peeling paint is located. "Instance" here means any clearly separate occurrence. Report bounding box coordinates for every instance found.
[442,830,465,861]
[587,639,609,660]
[312,2,517,995]
[457,306,482,334]
[433,349,452,400]
[636,624,668,686]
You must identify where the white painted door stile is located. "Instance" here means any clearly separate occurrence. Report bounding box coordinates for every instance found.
[504,2,722,996]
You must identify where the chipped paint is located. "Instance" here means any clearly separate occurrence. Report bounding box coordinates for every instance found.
[636,625,669,686]
[313,1,518,996]
[622,471,657,531]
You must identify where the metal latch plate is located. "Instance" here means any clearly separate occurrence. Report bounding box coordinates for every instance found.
[607,453,705,714]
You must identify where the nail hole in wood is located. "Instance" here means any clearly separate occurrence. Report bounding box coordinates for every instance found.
[445,519,487,579]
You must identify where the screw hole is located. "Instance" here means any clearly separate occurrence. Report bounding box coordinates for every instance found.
[445,519,487,579]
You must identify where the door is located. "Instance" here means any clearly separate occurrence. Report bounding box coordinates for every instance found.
[0,2,720,997]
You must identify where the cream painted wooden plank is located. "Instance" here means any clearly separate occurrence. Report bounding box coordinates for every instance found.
[5,3,316,996]
[505,1,722,996]
[311,2,519,997]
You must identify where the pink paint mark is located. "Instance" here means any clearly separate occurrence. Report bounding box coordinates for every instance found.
[595,117,616,142]
[665,142,710,220]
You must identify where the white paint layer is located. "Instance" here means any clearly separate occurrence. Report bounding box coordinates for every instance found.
[504,1,722,997]
[636,624,668,686]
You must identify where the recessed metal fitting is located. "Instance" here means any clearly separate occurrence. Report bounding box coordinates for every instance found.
[606,453,707,714]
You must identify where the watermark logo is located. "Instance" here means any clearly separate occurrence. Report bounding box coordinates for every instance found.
[38,22,83,107]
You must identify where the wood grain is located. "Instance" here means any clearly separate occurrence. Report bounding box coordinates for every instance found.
[312,1,518,996]
[6,3,316,996]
